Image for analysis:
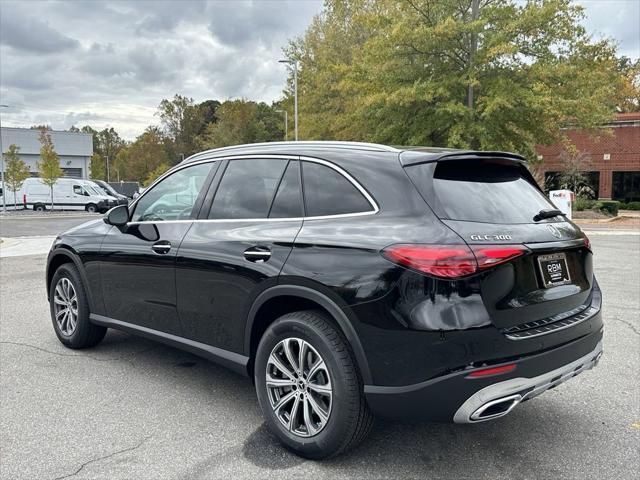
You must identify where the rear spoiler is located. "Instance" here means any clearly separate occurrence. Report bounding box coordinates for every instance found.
[399,149,527,167]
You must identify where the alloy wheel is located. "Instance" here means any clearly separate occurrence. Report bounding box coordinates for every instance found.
[53,277,78,336]
[266,337,333,437]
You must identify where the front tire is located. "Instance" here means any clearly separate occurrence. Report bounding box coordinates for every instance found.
[85,203,98,213]
[255,311,373,459]
[49,264,107,348]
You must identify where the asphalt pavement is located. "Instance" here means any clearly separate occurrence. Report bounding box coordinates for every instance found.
[0,217,638,479]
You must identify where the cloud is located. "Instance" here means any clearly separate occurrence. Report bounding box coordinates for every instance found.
[0,0,636,141]
[0,5,80,53]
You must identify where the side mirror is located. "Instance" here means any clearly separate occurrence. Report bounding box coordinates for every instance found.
[104,204,129,226]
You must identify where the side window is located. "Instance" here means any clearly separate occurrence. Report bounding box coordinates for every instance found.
[302,161,373,217]
[269,161,303,218]
[209,159,287,219]
[131,162,214,222]
[73,185,88,196]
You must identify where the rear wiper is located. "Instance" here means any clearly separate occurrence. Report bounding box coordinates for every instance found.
[533,208,565,222]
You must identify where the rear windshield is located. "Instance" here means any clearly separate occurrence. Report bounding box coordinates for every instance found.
[407,160,556,224]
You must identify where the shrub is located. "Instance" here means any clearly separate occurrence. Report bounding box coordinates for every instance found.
[621,201,640,211]
[574,196,595,211]
[594,200,620,216]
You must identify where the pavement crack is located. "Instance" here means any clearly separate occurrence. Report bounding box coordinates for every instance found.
[0,341,158,362]
[51,436,151,480]
[610,317,640,336]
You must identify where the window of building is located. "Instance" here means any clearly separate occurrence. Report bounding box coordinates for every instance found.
[612,171,640,203]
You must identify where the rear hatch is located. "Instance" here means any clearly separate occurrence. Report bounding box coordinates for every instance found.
[403,153,594,331]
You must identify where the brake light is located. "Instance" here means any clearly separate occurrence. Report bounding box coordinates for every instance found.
[583,236,591,251]
[466,363,517,378]
[382,244,527,279]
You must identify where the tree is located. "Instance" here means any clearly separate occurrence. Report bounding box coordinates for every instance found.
[285,0,632,158]
[143,163,171,187]
[3,144,30,208]
[114,127,170,184]
[556,142,595,198]
[196,100,283,149]
[89,152,106,180]
[37,129,63,210]
[157,94,206,162]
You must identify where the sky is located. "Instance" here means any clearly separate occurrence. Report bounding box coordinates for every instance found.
[0,0,638,140]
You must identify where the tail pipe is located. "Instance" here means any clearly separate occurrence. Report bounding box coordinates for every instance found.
[469,394,522,422]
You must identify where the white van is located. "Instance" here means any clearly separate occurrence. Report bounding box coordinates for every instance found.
[15,178,117,213]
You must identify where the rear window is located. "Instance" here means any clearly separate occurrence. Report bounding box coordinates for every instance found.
[407,160,556,224]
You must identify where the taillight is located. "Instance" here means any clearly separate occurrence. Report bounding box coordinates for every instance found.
[381,244,527,279]
[583,236,591,251]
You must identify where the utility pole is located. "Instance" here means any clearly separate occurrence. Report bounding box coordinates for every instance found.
[468,0,480,111]
[105,155,110,182]
[0,104,8,213]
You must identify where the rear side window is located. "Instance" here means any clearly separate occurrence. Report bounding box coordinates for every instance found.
[302,161,373,217]
[407,160,555,224]
[269,161,303,218]
[209,159,287,219]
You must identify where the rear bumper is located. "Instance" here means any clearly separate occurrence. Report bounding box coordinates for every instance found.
[364,322,603,422]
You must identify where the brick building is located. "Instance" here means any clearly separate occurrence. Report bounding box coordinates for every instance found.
[536,112,640,202]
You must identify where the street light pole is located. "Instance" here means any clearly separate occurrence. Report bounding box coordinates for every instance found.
[105,155,110,182]
[279,59,299,141]
[275,109,288,140]
[0,104,9,213]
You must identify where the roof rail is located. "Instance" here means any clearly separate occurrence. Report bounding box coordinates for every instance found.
[184,141,399,161]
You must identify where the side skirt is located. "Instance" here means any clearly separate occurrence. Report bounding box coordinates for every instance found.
[89,314,249,377]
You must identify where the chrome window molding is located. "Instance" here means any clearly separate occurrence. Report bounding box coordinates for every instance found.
[127,154,379,225]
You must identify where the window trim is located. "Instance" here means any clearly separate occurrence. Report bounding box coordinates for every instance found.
[128,154,379,225]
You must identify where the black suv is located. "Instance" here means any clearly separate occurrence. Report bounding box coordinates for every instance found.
[46,142,603,458]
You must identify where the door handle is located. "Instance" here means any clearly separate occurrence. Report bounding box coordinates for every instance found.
[152,240,172,254]
[243,246,271,262]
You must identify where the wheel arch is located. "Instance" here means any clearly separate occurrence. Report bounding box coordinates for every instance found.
[46,248,96,311]
[244,285,373,384]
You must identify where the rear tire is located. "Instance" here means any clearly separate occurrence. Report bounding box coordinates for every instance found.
[34,204,46,212]
[255,310,373,459]
[49,264,107,349]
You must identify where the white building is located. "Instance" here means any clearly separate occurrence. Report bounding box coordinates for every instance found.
[1,127,93,179]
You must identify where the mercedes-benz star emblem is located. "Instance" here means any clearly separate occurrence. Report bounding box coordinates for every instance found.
[547,224,562,239]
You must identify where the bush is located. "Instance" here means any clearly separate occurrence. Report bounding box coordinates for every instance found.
[594,200,620,216]
[574,196,595,211]
[621,201,640,211]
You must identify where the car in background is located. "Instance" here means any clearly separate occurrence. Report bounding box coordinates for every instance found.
[92,180,129,205]
[17,178,115,213]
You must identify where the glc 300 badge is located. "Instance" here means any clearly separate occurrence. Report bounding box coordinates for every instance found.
[470,234,513,241]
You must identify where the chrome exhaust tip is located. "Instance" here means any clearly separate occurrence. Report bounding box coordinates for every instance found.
[469,394,522,422]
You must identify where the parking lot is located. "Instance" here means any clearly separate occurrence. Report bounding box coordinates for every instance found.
[0,215,638,480]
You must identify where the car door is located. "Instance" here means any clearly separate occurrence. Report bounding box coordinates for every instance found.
[176,157,304,353]
[99,160,218,335]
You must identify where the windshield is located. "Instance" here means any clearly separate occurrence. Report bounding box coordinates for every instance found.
[407,160,557,224]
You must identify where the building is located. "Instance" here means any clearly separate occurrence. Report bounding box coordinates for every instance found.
[1,127,93,179]
[536,113,640,202]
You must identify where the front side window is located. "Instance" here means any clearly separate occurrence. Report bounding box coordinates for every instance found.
[302,161,373,217]
[73,185,89,196]
[131,162,214,222]
[269,161,303,218]
[209,159,288,219]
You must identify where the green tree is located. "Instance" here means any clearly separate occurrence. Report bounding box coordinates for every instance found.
[157,94,206,162]
[286,0,632,158]
[89,152,106,180]
[196,100,283,149]
[37,129,63,210]
[3,144,30,208]
[143,163,171,187]
[114,127,170,184]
